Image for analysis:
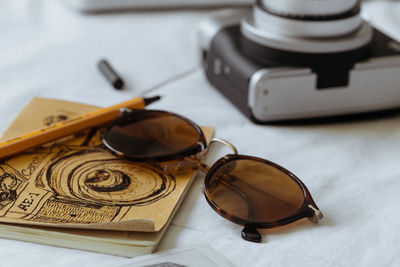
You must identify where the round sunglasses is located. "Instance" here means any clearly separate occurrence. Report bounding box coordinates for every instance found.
[101,108,323,243]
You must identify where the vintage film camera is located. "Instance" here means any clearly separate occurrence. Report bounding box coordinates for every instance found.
[199,0,400,122]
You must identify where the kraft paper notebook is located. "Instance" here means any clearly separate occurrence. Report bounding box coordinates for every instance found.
[0,97,213,257]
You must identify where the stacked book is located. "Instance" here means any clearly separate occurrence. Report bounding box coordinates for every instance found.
[0,97,213,257]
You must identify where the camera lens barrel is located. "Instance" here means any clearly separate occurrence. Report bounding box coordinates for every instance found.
[255,0,362,38]
[241,0,372,54]
[261,0,360,17]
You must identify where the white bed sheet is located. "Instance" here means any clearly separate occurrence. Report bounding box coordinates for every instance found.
[1,1,400,266]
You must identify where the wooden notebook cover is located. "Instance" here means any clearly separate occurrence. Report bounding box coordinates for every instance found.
[0,97,213,232]
[0,97,213,257]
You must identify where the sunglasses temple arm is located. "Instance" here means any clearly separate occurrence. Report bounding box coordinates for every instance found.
[227,174,322,222]
[161,158,256,219]
[213,174,261,242]
[161,156,210,176]
[197,161,210,173]
[215,174,256,220]
[222,173,300,209]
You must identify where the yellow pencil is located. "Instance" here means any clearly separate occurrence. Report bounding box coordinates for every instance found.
[0,96,160,160]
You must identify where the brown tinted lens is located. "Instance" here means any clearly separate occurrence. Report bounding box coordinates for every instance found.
[103,111,204,160]
[205,158,304,223]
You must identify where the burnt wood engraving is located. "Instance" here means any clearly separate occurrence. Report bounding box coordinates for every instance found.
[0,127,176,226]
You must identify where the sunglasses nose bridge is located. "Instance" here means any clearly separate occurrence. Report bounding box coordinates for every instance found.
[209,138,238,155]
[203,138,239,167]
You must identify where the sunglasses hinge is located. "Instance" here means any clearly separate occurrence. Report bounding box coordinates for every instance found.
[119,107,142,116]
[307,204,323,224]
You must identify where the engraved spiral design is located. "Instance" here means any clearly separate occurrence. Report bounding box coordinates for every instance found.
[46,149,175,206]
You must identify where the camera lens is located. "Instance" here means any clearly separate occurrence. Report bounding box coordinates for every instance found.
[262,0,360,17]
[255,0,362,38]
[241,0,372,55]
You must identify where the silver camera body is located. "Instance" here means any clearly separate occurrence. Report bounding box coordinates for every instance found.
[199,0,400,122]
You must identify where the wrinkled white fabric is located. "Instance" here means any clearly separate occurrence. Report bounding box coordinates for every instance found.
[1,1,400,266]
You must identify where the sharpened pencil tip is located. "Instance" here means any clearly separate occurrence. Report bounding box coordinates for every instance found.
[144,96,161,106]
